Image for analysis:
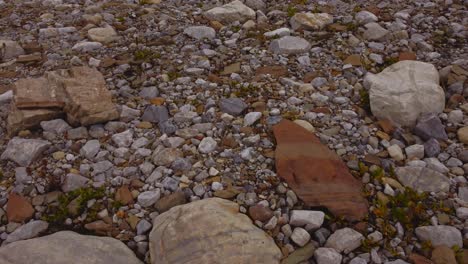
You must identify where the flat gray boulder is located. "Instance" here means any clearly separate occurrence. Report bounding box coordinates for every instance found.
[396,166,450,193]
[204,0,255,24]
[0,231,143,264]
[1,138,51,166]
[270,36,311,55]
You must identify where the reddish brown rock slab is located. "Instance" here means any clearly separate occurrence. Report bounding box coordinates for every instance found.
[409,253,434,264]
[6,193,35,223]
[115,185,134,205]
[273,120,368,221]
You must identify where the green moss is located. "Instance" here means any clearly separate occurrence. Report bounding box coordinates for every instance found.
[287,5,297,17]
[233,84,259,98]
[134,49,161,62]
[345,22,358,32]
[43,187,105,224]
[167,71,181,81]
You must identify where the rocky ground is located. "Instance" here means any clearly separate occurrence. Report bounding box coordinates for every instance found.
[0,0,467,263]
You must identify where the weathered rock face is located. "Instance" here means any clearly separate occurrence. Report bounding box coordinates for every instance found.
[149,198,282,264]
[0,231,143,264]
[273,120,368,221]
[365,61,445,127]
[8,66,119,134]
[203,0,255,24]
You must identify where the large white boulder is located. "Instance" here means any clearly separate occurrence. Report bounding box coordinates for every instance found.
[365,61,445,127]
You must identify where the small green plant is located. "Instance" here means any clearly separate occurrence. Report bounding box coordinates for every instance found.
[287,5,297,17]
[43,187,105,224]
[359,89,371,113]
[134,49,161,62]
[167,71,181,81]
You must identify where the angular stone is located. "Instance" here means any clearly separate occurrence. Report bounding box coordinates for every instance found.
[6,193,34,223]
[149,198,281,264]
[415,225,462,248]
[204,0,256,24]
[314,247,342,264]
[273,120,368,221]
[366,61,445,128]
[142,105,169,123]
[431,246,457,264]
[325,228,363,253]
[355,11,378,25]
[198,137,217,154]
[40,119,71,134]
[1,138,51,166]
[290,13,333,31]
[14,76,65,109]
[115,185,134,205]
[4,220,48,244]
[0,231,142,263]
[363,22,389,40]
[137,190,161,207]
[87,26,118,43]
[80,139,100,160]
[413,113,448,141]
[7,107,63,136]
[290,210,325,229]
[0,40,25,61]
[248,204,274,222]
[424,138,440,158]
[154,191,187,213]
[184,26,216,40]
[281,243,315,264]
[395,166,450,193]
[72,41,103,52]
[153,148,183,166]
[219,98,247,116]
[291,227,311,247]
[62,173,89,192]
[270,36,311,55]
[59,67,119,126]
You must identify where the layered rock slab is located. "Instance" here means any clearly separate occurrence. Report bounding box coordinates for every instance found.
[273,120,368,221]
[0,231,142,264]
[149,198,282,264]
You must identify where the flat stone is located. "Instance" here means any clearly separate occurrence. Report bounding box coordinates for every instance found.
[112,130,133,148]
[137,190,161,207]
[291,227,311,247]
[0,231,142,263]
[184,26,216,40]
[415,225,462,248]
[72,41,103,52]
[363,22,389,40]
[153,148,183,166]
[1,138,51,166]
[273,120,368,221]
[4,220,48,244]
[115,185,134,205]
[270,36,311,55]
[413,113,448,141]
[314,247,342,264]
[219,98,247,116]
[40,119,71,134]
[198,137,217,154]
[290,210,325,229]
[290,13,333,31]
[366,61,445,128]
[154,191,186,213]
[87,26,118,43]
[80,139,100,160]
[62,173,89,192]
[149,198,281,263]
[244,112,262,126]
[281,243,315,264]
[405,144,425,160]
[396,166,450,193]
[431,246,457,264]
[248,204,274,222]
[6,193,34,223]
[204,0,255,24]
[142,105,169,123]
[325,228,363,253]
[355,11,378,25]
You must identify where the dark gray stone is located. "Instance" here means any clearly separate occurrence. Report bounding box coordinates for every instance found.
[424,138,440,158]
[458,150,468,163]
[142,106,169,123]
[159,120,177,135]
[413,113,447,141]
[219,98,248,116]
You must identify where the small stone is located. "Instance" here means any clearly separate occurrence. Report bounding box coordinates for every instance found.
[184,26,216,40]
[62,174,89,192]
[291,227,311,247]
[219,98,248,116]
[154,192,187,213]
[198,137,217,154]
[40,119,71,134]
[153,148,183,166]
[137,190,161,207]
[314,247,342,264]
[281,243,315,264]
[244,112,262,126]
[456,207,468,219]
[405,144,424,160]
[414,113,448,141]
[290,13,333,31]
[87,26,118,43]
[116,186,134,205]
[387,145,405,161]
[204,0,256,24]
[325,228,363,253]
[7,193,34,223]
[457,127,468,144]
[415,225,462,248]
[396,166,450,193]
[72,41,102,52]
[293,120,315,133]
[5,220,48,243]
[431,246,457,264]
[248,204,274,222]
[80,140,100,160]
[355,11,378,25]
[142,105,169,123]
[424,138,440,158]
[290,210,325,229]
[112,130,133,147]
[136,219,152,235]
[270,36,311,55]
[363,22,389,40]
[1,138,51,166]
